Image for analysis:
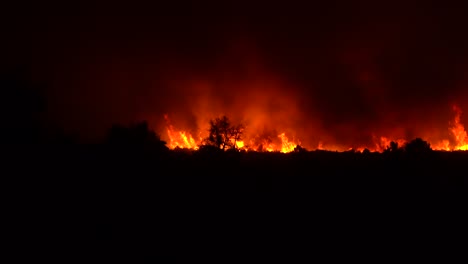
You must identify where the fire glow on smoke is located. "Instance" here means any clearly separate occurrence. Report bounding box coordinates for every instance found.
[164,104,468,153]
[156,60,468,153]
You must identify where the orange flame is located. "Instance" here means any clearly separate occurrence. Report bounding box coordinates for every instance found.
[450,105,468,150]
[164,115,200,150]
[163,117,300,153]
[278,133,298,153]
[236,141,245,149]
[432,140,451,151]
[162,104,468,153]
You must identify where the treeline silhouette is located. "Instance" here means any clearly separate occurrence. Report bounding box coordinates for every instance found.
[3,68,467,260]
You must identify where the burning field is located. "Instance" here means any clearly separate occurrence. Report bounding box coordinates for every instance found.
[10,0,467,156]
[158,68,468,153]
[163,103,468,153]
[136,36,468,154]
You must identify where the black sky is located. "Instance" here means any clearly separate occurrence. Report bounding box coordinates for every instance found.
[2,0,468,143]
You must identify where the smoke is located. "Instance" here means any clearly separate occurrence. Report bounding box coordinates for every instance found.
[150,35,468,150]
[153,43,315,146]
[3,0,467,147]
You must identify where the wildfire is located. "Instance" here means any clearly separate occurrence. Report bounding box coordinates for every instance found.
[235,133,299,153]
[450,105,468,150]
[429,105,468,151]
[235,141,245,149]
[431,140,451,151]
[375,136,407,152]
[164,115,201,150]
[278,133,298,153]
[162,104,468,153]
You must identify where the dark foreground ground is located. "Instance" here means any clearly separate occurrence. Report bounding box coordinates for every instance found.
[7,145,468,260]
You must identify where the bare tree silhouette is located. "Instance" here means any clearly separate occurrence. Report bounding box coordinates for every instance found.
[203,116,245,150]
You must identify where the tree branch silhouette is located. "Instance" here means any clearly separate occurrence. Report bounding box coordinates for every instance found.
[203,116,245,151]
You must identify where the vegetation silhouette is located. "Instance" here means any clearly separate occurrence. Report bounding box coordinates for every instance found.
[104,121,169,167]
[293,145,307,153]
[198,144,223,154]
[404,138,432,154]
[384,141,401,153]
[2,73,465,258]
[203,115,245,150]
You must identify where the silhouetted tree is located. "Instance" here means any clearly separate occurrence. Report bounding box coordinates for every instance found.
[404,138,432,154]
[203,116,245,150]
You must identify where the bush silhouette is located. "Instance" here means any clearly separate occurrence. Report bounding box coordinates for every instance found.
[293,145,307,153]
[404,138,432,154]
[389,141,400,152]
[384,141,403,156]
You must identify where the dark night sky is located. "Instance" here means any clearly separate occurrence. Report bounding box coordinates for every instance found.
[2,0,468,145]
